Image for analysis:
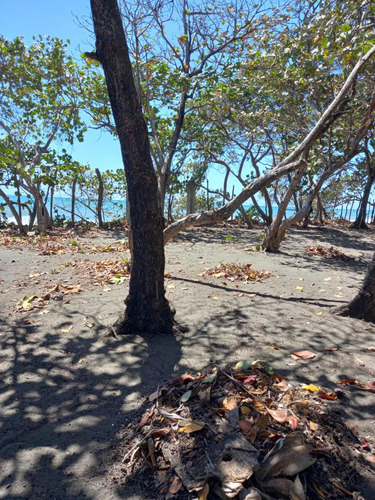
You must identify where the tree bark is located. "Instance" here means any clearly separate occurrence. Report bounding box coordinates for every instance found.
[262,168,304,252]
[0,188,26,234]
[349,140,374,230]
[163,45,375,244]
[95,168,104,227]
[336,252,375,322]
[90,0,175,334]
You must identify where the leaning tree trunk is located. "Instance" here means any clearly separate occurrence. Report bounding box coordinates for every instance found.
[0,188,26,234]
[336,252,375,322]
[90,0,175,334]
[349,140,374,230]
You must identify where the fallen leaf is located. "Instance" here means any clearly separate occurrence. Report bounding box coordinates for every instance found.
[268,408,288,423]
[302,384,320,392]
[103,287,111,291]
[324,277,332,281]
[240,406,252,415]
[324,347,338,351]
[198,484,209,500]
[78,358,84,364]
[366,346,375,351]
[298,278,304,281]
[295,286,304,290]
[178,421,205,433]
[292,351,316,359]
[309,421,319,431]
[169,476,182,494]
[86,322,95,328]
[243,375,258,385]
[181,390,192,403]
[318,391,338,401]
[234,292,244,297]
[355,357,365,366]
[316,311,323,316]
[223,396,238,410]
[268,344,279,350]
[334,294,344,298]
[211,296,219,300]
[240,418,254,435]
[60,325,73,333]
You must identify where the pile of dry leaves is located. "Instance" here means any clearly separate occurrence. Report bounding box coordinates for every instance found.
[109,362,374,499]
[305,246,354,262]
[200,264,271,284]
[0,232,129,255]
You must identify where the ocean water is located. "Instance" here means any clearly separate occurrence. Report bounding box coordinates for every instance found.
[0,194,367,225]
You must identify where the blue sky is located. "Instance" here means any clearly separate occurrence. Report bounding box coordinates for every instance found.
[1,1,125,177]
[1,1,233,194]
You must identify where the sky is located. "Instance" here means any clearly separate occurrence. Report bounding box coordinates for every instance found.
[1,1,238,195]
[1,1,129,179]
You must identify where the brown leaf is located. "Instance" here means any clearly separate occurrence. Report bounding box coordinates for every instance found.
[309,421,319,431]
[318,391,338,401]
[324,346,338,351]
[169,476,182,494]
[292,350,316,359]
[223,396,238,411]
[240,418,254,436]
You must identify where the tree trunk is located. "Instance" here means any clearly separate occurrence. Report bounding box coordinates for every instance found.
[71,178,76,226]
[0,188,26,234]
[336,252,375,322]
[90,0,175,334]
[95,168,104,227]
[262,169,304,252]
[349,140,374,230]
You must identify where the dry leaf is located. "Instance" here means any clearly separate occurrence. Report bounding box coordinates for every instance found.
[198,484,209,500]
[316,311,323,316]
[223,396,238,410]
[366,346,375,351]
[295,286,304,290]
[324,277,332,281]
[292,351,316,359]
[309,421,319,431]
[211,296,219,300]
[178,421,205,433]
[268,344,279,350]
[240,418,254,435]
[169,476,182,494]
[324,347,338,351]
[302,384,320,392]
[60,325,73,333]
[355,357,365,366]
[86,322,95,328]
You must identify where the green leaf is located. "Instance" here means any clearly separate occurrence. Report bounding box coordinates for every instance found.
[181,390,192,402]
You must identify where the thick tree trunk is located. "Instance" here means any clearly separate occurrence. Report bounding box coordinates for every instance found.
[91,0,175,334]
[336,252,375,322]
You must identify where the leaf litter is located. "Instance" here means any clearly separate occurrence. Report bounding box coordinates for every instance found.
[108,361,374,499]
[305,246,355,261]
[200,263,271,283]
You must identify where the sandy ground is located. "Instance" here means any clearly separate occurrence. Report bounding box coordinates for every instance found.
[0,223,374,499]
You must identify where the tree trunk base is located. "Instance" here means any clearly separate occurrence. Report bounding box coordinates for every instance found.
[335,291,375,323]
[110,300,177,335]
[349,220,368,230]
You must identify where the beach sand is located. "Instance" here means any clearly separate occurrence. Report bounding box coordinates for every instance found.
[0,222,374,498]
